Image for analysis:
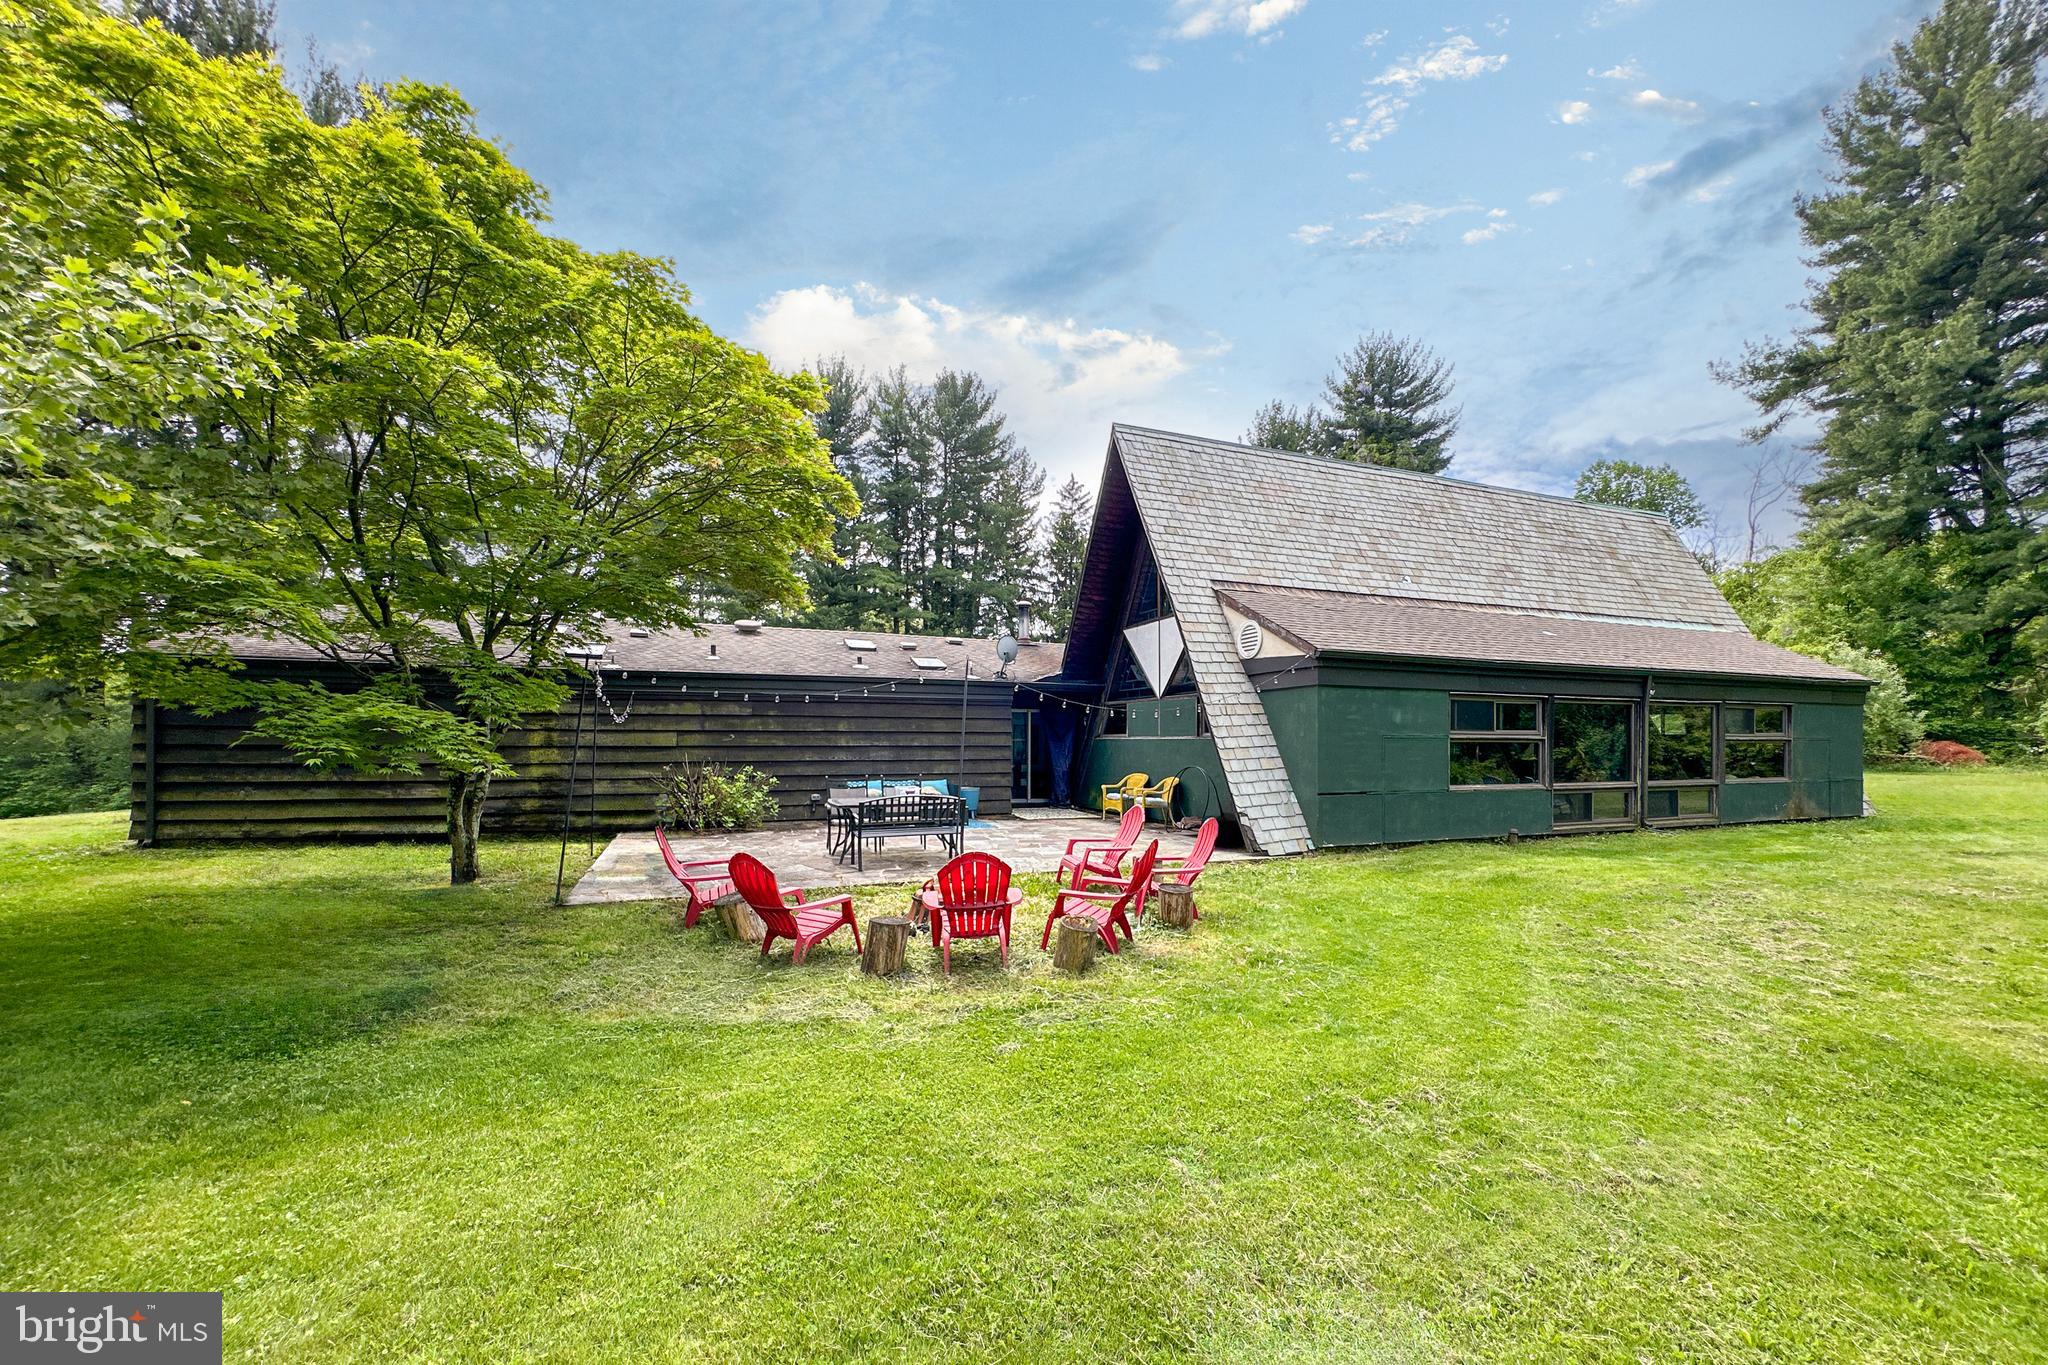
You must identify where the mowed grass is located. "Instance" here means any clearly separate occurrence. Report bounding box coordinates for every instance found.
[2,774,2044,1363]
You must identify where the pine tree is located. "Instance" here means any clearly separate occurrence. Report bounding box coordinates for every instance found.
[1246,333,1460,472]
[1316,332,1460,472]
[1722,0,2048,747]
[1245,399,1318,453]
[1040,476,1094,637]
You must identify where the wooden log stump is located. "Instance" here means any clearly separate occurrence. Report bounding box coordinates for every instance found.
[1052,916,1098,974]
[1154,883,1196,929]
[863,916,912,976]
[713,892,763,944]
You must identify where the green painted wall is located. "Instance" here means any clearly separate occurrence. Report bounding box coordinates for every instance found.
[1078,732,1235,824]
[1254,665,1865,848]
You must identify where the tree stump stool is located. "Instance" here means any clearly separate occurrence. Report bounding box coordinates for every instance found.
[713,892,763,944]
[1154,883,1196,929]
[1052,916,1098,974]
[863,916,912,976]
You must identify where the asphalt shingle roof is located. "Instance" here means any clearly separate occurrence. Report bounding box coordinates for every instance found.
[217,622,1065,684]
[1217,585,1868,684]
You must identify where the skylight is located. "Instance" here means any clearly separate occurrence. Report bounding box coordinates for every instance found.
[843,639,877,651]
[911,657,947,670]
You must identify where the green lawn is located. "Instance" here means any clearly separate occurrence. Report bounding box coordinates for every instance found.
[2,773,2044,1362]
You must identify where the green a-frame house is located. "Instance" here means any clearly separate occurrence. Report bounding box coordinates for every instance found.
[1051,425,1868,854]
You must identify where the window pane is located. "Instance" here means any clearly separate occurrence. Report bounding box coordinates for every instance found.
[1553,788,1634,824]
[1452,698,1495,732]
[1725,706,1754,734]
[1648,704,1715,781]
[1552,701,1633,783]
[1498,701,1539,732]
[1450,740,1540,786]
[1747,706,1787,734]
[1725,739,1787,779]
[1646,786,1715,820]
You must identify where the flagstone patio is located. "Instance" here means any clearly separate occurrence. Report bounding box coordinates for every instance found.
[565,811,1250,904]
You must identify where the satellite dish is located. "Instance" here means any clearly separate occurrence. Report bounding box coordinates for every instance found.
[995,634,1020,673]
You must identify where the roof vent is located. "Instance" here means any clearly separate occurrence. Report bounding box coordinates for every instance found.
[628,627,651,638]
[854,656,869,668]
[844,639,877,652]
[912,657,947,670]
[899,643,919,650]
[945,638,965,646]
[733,619,764,634]
[1236,621,1263,659]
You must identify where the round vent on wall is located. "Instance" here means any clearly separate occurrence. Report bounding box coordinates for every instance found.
[1236,621,1263,659]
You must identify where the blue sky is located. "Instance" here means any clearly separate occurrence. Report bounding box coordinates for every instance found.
[278,0,1932,552]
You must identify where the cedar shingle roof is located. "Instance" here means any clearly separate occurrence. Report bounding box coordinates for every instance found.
[218,622,1065,684]
[1217,585,1868,684]
[1094,424,1820,856]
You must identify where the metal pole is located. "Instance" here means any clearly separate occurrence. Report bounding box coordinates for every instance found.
[959,656,970,793]
[588,670,601,855]
[553,675,590,907]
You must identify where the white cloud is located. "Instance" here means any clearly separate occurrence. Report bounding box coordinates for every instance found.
[1557,99,1593,124]
[1527,187,1566,206]
[1339,200,1488,248]
[1171,0,1307,40]
[1688,174,1736,203]
[1574,149,1599,161]
[1372,34,1508,89]
[1291,223,1334,244]
[1463,211,1517,244]
[1338,34,1508,151]
[1130,52,1169,71]
[1590,58,1646,80]
[1623,158,1676,187]
[1629,87,1701,118]
[746,284,1197,476]
[1332,91,1407,150]
[1361,28,1388,48]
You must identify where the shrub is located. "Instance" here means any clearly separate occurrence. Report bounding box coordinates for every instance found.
[1818,644,1927,759]
[653,759,779,832]
[1917,740,1988,766]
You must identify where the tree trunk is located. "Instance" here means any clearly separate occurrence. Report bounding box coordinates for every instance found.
[1052,916,1097,974]
[1155,883,1196,929]
[714,892,764,944]
[863,916,911,976]
[447,771,490,885]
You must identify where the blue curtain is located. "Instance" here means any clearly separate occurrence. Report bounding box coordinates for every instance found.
[1040,705,1084,805]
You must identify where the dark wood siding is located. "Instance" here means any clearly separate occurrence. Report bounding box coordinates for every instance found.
[131,664,1017,843]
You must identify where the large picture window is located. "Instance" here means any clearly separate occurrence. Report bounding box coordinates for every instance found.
[1724,705,1790,780]
[1647,702,1717,824]
[1550,700,1635,827]
[1449,695,1544,788]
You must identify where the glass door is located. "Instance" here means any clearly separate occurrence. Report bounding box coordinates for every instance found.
[1550,700,1637,828]
[1011,710,1052,804]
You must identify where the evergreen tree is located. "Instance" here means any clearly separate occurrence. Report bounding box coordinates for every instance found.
[1722,0,2048,747]
[127,0,359,123]
[1245,399,1318,453]
[1247,333,1460,472]
[1316,332,1460,472]
[1040,476,1094,637]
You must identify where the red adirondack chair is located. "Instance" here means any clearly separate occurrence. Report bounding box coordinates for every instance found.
[1077,816,1217,921]
[654,827,735,928]
[1043,840,1158,955]
[1057,805,1145,888]
[918,851,1024,973]
[728,852,861,965]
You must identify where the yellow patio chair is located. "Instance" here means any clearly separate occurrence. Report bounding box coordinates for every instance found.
[1100,772,1148,819]
[1134,774,1178,823]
